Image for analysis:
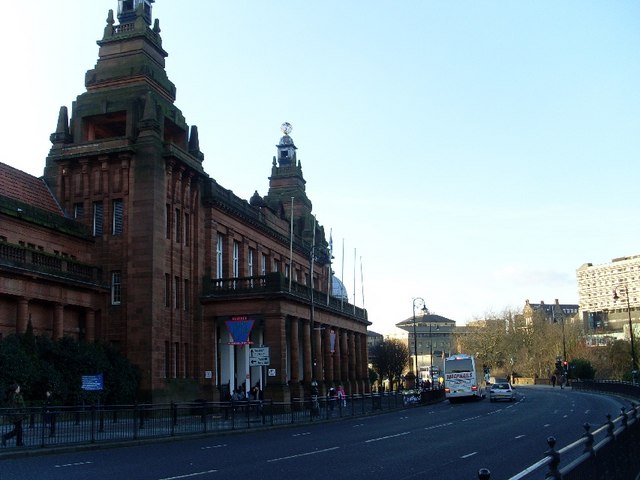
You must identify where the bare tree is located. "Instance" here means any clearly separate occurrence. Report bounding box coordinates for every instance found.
[369,339,410,391]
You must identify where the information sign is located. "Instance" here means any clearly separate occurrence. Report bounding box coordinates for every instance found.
[249,347,270,366]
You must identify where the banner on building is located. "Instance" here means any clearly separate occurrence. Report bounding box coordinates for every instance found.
[225,316,255,345]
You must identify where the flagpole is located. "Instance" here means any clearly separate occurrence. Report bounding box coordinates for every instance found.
[353,247,356,314]
[360,255,365,309]
[326,229,332,305]
[341,239,345,310]
[289,197,294,292]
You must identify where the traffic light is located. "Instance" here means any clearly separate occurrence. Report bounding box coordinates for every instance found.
[563,361,568,372]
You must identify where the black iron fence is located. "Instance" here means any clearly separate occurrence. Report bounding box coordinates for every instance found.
[0,392,409,452]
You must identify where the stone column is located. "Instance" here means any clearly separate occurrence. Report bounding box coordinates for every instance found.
[333,329,342,383]
[302,319,312,382]
[313,322,322,382]
[53,303,64,340]
[348,331,356,383]
[340,329,349,384]
[290,317,300,383]
[85,309,96,343]
[263,313,290,402]
[16,298,29,333]
[324,326,334,385]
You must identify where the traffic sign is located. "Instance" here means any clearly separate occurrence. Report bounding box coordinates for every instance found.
[249,347,270,366]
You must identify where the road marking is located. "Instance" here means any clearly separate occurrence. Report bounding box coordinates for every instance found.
[461,452,478,459]
[352,423,365,427]
[365,431,411,443]
[462,415,482,422]
[425,422,453,431]
[201,444,227,449]
[544,424,551,427]
[158,471,217,480]
[292,432,311,437]
[515,435,525,439]
[267,447,340,462]
[55,462,93,468]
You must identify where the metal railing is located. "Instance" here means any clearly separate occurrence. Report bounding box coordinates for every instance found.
[0,392,405,452]
[477,401,640,479]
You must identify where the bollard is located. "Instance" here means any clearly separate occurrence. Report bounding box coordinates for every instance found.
[478,467,491,479]
[545,436,561,479]
[605,413,614,437]
[582,423,594,455]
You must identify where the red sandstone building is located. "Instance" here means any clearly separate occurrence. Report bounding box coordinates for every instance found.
[0,0,369,403]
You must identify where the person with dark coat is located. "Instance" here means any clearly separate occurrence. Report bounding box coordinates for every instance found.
[2,384,26,447]
[44,389,56,437]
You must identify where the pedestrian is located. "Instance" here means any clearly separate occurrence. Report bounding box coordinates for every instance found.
[2,383,26,447]
[559,374,566,389]
[252,382,263,415]
[551,374,557,388]
[328,387,337,411]
[44,389,56,437]
[337,384,346,407]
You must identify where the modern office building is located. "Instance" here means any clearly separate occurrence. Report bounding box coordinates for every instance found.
[577,255,640,345]
[0,1,369,402]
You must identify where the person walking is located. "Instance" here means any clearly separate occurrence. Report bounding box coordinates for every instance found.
[2,383,26,447]
[336,384,346,407]
[44,389,56,437]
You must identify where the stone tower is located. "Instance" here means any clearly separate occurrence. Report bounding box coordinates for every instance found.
[43,1,206,400]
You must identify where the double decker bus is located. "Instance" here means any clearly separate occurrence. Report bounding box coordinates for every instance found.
[444,354,484,402]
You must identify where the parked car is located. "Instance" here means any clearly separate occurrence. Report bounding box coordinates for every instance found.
[489,382,515,402]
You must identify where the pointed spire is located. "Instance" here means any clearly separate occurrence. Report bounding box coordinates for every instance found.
[49,106,72,145]
[188,125,204,162]
[103,10,115,39]
[138,91,160,135]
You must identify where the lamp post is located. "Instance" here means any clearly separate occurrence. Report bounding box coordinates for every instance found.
[613,285,638,384]
[412,297,428,387]
[428,319,439,388]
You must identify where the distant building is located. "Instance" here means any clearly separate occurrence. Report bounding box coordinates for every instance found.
[577,255,640,346]
[523,299,580,327]
[396,313,455,375]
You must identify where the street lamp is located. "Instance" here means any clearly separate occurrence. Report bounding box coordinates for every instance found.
[613,285,638,384]
[309,241,331,383]
[412,297,428,387]
[428,318,439,388]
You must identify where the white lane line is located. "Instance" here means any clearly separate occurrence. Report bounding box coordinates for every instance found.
[425,422,453,431]
[515,435,525,439]
[267,446,340,462]
[461,452,478,459]
[55,462,93,468]
[365,431,411,443]
[544,424,551,427]
[292,432,311,437]
[201,444,227,450]
[158,471,217,480]
[462,415,482,422]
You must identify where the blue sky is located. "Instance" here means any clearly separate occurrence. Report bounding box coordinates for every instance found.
[3,1,639,334]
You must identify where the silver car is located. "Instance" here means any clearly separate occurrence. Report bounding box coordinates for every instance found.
[489,382,515,402]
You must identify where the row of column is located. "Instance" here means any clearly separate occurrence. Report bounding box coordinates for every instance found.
[14,297,96,342]
[288,317,368,393]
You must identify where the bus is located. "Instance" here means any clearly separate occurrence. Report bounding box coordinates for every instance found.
[419,366,440,387]
[444,354,484,402]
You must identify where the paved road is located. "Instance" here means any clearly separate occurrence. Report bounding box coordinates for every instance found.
[0,386,630,480]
